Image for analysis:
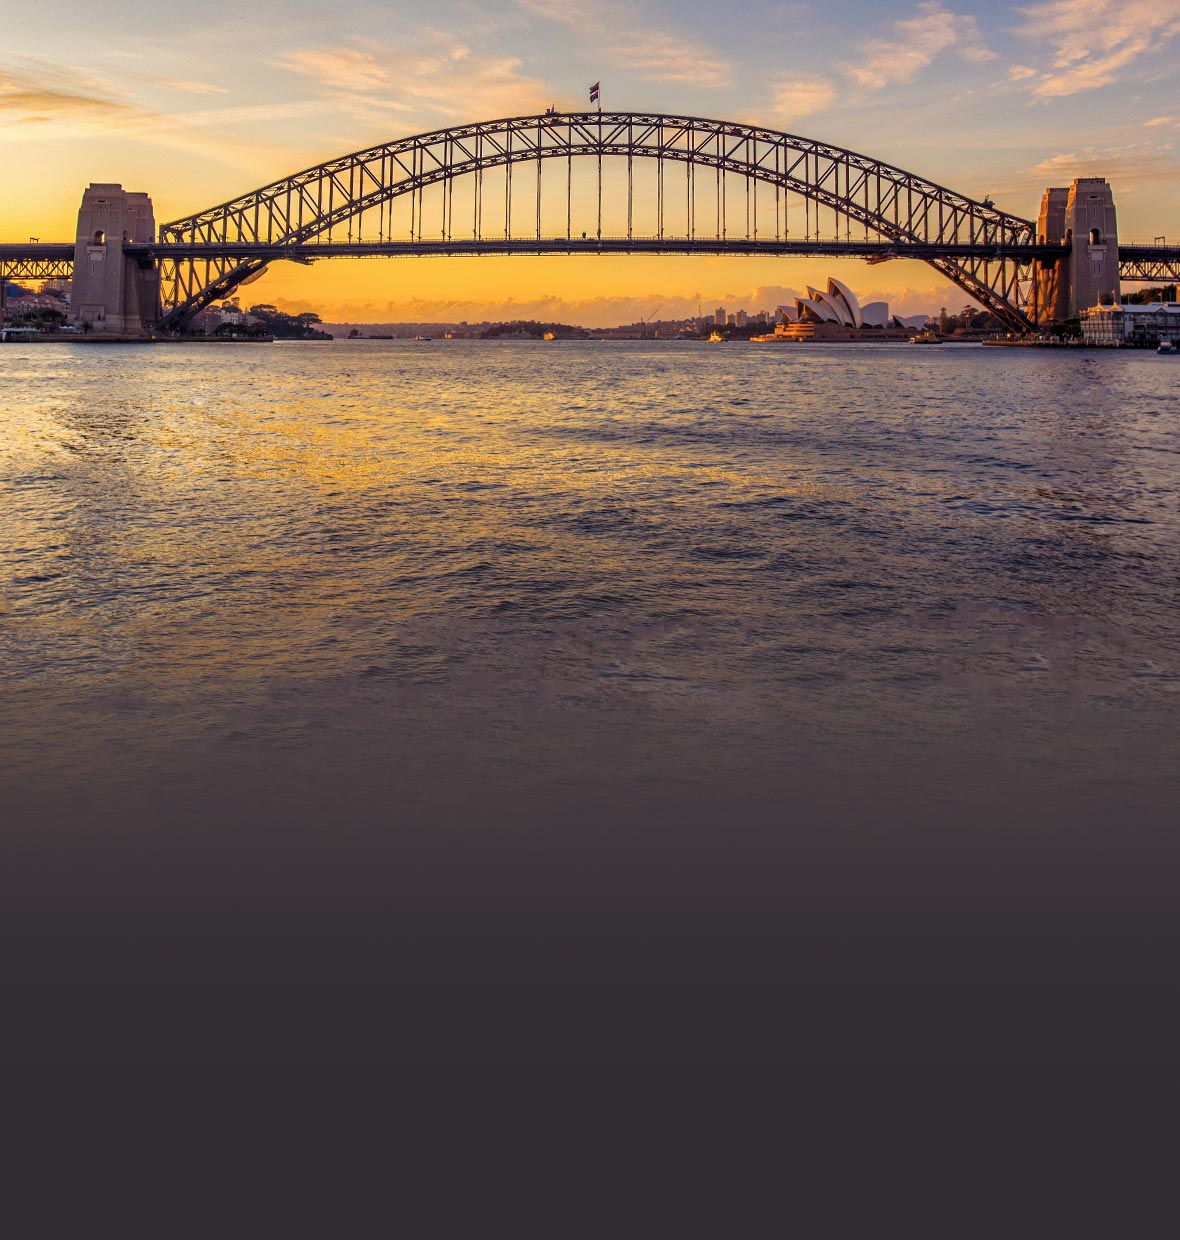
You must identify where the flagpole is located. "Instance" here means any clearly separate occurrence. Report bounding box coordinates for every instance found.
[592,81,602,240]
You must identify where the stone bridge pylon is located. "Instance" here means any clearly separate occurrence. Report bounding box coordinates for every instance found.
[1034,177,1120,323]
[68,184,161,335]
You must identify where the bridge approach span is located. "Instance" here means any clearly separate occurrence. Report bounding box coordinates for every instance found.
[5,239,1175,270]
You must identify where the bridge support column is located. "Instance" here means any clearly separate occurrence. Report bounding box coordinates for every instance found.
[1033,178,1120,323]
[1066,178,1120,318]
[68,184,160,335]
[1034,187,1070,324]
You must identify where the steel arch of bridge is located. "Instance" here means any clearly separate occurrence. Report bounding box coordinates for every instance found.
[158,111,1038,331]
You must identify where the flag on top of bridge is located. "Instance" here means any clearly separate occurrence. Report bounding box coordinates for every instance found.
[589,82,600,104]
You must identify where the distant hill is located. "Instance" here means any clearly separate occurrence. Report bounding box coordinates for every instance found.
[322,319,590,339]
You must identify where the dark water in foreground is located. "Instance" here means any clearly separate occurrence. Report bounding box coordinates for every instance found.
[2,340,1179,1236]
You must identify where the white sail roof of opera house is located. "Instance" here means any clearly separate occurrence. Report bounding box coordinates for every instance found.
[796,278,872,327]
[815,288,854,326]
[826,278,864,329]
[796,296,838,323]
[806,286,855,325]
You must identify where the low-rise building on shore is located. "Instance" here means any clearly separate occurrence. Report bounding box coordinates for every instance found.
[1081,301,1180,347]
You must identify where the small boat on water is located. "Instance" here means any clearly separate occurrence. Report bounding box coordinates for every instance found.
[708,330,723,342]
[411,335,432,342]
[1158,340,1174,354]
[909,330,944,344]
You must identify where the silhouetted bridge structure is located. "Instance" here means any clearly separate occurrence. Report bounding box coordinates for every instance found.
[2,111,1177,333]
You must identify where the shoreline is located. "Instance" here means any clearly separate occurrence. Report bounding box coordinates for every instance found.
[0,332,278,345]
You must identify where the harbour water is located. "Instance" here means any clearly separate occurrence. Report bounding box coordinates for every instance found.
[3,339,1177,828]
[3,338,1179,1236]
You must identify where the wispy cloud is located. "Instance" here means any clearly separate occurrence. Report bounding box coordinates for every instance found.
[986,139,1180,202]
[513,0,731,88]
[131,74,230,96]
[0,64,141,123]
[270,35,552,121]
[271,47,393,94]
[1031,143,1180,188]
[769,76,838,124]
[0,57,312,175]
[1014,1,1180,98]
[839,2,995,91]
[612,31,730,88]
[1,58,243,130]
[171,99,332,128]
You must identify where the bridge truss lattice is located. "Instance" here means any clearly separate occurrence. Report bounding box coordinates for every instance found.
[0,257,74,282]
[157,111,1040,331]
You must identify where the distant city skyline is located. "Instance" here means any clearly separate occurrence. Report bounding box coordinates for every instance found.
[2,0,1177,324]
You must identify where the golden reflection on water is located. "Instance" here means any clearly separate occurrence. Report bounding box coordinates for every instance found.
[2,340,1179,822]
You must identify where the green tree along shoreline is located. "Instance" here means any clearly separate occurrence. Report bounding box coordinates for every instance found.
[1124,284,1176,304]
[210,302,333,340]
[6,305,67,330]
[479,320,590,338]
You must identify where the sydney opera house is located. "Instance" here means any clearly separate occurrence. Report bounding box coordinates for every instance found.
[759,277,920,342]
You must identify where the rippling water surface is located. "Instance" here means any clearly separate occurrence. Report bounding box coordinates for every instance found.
[2,338,1178,826]
[5,335,1180,1237]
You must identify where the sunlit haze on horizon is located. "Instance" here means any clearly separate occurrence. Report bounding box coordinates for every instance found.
[2,0,1178,324]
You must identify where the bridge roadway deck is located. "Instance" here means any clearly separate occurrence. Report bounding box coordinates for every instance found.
[0,239,1066,262]
[3,238,1177,268]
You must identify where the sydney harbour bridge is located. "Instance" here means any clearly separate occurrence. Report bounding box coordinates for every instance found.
[2,110,1178,334]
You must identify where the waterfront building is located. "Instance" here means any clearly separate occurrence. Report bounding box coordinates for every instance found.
[6,292,64,312]
[1080,301,1180,347]
[188,308,224,334]
[714,307,726,326]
